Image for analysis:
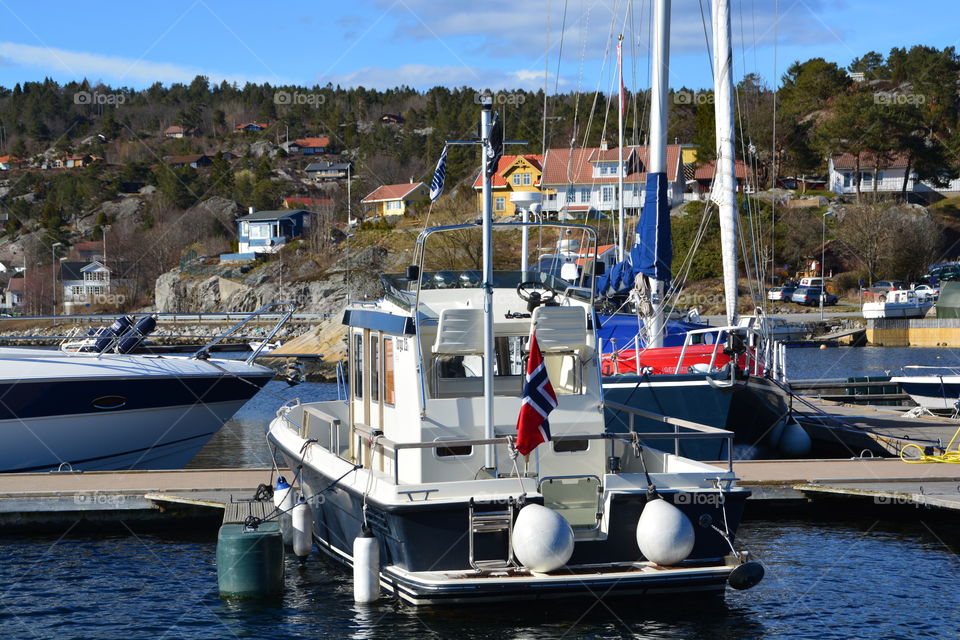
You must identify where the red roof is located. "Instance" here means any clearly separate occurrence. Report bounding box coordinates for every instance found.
[72,241,101,251]
[294,137,330,148]
[361,182,425,203]
[541,145,682,185]
[283,196,334,208]
[472,154,543,188]
[164,125,186,134]
[0,155,22,164]
[693,159,753,180]
[7,277,24,292]
[831,151,910,170]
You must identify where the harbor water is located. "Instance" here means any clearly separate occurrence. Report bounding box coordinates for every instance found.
[2,347,959,639]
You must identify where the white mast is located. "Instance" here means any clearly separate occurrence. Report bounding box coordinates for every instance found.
[646,0,670,349]
[712,0,739,325]
[480,98,496,471]
[617,34,626,262]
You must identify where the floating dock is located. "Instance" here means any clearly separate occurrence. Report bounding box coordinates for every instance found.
[0,459,958,534]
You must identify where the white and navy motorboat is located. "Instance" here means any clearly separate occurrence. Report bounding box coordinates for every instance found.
[0,303,291,472]
[267,98,762,606]
[890,366,960,413]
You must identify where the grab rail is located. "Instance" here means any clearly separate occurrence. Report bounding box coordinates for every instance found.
[190,302,295,364]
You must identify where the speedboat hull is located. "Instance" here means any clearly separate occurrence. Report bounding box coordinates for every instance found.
[0,348,274,472]
[890,375,960,412]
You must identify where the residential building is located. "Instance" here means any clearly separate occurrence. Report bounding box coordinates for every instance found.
[471,154,543,216]
[361,182,429,217]
[50,154,100,169]
[165,154,212,169]
[380,114,404,124]
[294,137,330,155]
[163,125,190,139]
[305,160,352,181]
[688,158,754,200]
[3,274,24,310]
[234,209,316,255]
[0,155,23,171]
[828,152,960,197]
[71,241,105,263]
[60,260,118,312]
[234,122,269,133]
[540,143,685,217]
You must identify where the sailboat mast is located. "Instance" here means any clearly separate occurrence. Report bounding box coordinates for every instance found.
[713,0,739,325]
[617,35,626,262]
[480,98,496,471]
[646,0,670,349]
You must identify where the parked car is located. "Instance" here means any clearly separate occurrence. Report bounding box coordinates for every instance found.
[867,280,908,296]
[791,286,837,306]
[767,286,796,301]
[913,284,940,300]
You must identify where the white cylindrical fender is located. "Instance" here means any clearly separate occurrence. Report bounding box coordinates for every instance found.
[512,504,575,573]
[636,497,695,567]
[273,476,294,545]
[778,420,812,457]
[353,530,380,603]
[291,495,312,558]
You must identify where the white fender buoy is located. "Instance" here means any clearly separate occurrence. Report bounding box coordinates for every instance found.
[512,504,575,573]
[291,495,312,558]
[636,497,695,566]
[353,529,380,603]
[778,420,812,457]
[766,418,786,450]
[273,476,294,545]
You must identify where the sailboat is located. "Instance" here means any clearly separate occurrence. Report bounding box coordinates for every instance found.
[266,96,763,605]
[595,0,804,460]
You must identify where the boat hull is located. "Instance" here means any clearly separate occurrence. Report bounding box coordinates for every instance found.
[0,373,272,472]
[890,376,960,412]
[279,450,747,605]
[603,372,789,459]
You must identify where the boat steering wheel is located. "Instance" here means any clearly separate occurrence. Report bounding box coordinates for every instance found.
[516,281,559,312]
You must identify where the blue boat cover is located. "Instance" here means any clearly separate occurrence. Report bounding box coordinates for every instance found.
[596,313,709,352]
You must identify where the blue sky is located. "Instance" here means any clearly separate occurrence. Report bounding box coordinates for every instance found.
[0,0,956,93]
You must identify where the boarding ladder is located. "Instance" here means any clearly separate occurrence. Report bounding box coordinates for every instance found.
[467,498,517,572]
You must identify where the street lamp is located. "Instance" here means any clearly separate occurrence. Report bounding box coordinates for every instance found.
[51,242,62,315]
[820,212,833,321]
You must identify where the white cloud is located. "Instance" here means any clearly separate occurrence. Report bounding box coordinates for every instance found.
[322,63,566,91]
[0,41,284,86]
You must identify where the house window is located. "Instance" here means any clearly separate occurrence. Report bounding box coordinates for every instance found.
[522,173,531,186]
[566,188,575,203]
[249,224,270,239]
[512,174,521,186]
[580,188,590,203]
[386,200,402,211]
[862,172,872,185]
[842,173,851,187]
[601,186,614,202]
[876,171,884,182]
[71,286,84,296]
[240,222,249,236]
[384,338,395,406]
[547,193,556,201]
[495,197,505,211]
[85,271,108,282]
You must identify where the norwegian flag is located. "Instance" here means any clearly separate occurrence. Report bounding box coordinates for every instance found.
[515,333,558,456]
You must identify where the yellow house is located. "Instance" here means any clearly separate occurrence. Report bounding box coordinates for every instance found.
[473,154,544,216]
[361,181,430,217]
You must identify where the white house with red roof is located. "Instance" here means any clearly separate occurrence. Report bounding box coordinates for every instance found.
[361,181,430,217]
[471,154,543,216]
[828,151,960,196]
[539,142,684,217]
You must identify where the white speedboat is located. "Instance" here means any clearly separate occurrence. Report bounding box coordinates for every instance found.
[0,304,291,472]
[890,366,960,412]
[267,100,762,606]
[862,290,933,319]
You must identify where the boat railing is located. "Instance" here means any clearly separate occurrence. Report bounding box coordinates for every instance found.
[192,302,295,365]
[294,404,735,485]
[899,365,960,376]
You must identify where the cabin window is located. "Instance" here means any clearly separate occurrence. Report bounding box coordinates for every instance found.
[370,334,380,403]
[353,333,363,399]
[433,437,474,459]
[384,338,395,406]
[495,197,505,211]
[512,174,521,186]
[579,188,590,203]
[842,173,851,187]
[523,173,531,186]
[553,439,589,453]
[601,186,614,202]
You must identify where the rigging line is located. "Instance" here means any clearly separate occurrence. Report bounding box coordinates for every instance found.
[770,0,780,288]
[698,0,714,77]
[543,0,551,160]
[553,0,569,96]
